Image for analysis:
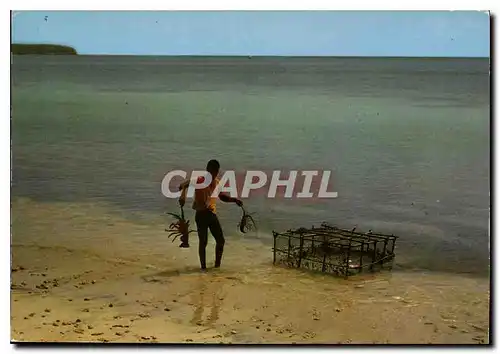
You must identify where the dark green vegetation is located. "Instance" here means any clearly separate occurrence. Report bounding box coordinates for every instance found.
[11,43,77,55]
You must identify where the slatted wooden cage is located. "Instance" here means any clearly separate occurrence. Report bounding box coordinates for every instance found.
[272,223,398,278]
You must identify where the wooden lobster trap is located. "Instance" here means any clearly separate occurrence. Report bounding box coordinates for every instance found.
[272,222,398,278]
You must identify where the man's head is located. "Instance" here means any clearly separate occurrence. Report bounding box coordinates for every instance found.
[206,159,220,177]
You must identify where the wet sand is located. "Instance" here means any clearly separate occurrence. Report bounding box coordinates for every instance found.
[10,197,490,344]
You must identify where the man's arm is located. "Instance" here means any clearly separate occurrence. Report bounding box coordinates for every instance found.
[219,192,243,206]
[178,179,191,207]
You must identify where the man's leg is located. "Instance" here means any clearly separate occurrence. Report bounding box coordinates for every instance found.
[208,212,225,268]
[195,211,209,270]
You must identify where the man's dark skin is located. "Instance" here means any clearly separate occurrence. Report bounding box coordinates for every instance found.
[179,160,242,270]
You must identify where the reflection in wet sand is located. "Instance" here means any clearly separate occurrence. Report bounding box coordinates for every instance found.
[190,274,224,327]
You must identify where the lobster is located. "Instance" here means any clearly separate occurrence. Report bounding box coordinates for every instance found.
[238,206,257,233]
[165,206,196,248]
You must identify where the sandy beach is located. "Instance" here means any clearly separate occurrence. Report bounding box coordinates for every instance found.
[10,197,490,344]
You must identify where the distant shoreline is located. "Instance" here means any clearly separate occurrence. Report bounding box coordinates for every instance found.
[10,51,487,60]
[11,43,78,55]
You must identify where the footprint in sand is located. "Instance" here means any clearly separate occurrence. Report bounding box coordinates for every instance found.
[111,324,129,330]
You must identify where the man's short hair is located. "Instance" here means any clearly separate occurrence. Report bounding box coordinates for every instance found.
[206,159,220,174]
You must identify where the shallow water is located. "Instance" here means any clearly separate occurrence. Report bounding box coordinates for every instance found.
[11,55,490,276]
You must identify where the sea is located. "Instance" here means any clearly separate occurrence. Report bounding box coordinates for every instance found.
[11,55,491,276]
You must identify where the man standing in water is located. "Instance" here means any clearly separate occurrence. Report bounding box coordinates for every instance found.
[178,160,243,270]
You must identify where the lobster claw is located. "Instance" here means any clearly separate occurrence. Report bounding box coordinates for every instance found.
[168,232,180,242]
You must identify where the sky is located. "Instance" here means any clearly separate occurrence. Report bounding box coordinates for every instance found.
[11,11,490,57]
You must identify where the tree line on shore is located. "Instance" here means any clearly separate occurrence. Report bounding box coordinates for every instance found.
[11,43,78,55]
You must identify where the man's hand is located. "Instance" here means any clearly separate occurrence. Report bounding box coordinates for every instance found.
[179,196,186,207]
[234,198,243,207]
[179,180,189,191]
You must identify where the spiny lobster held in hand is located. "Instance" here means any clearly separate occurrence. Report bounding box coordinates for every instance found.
[165,206,195,248]
[238,206,257,233]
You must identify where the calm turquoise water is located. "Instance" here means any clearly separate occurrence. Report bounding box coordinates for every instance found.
[11,56,490,275]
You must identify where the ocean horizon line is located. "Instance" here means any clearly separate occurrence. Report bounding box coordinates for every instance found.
[12,53,490,60]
